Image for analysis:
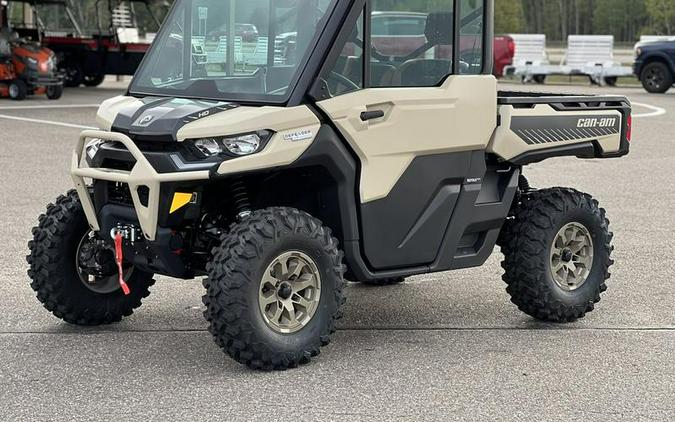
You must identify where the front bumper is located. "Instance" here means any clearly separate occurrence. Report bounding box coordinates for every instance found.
[27,72,65,88]
[72,130,210,241]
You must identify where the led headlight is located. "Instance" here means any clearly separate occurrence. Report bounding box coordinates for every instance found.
[223,133,263,156]
[189,130,272,159]
[193,138,223,156]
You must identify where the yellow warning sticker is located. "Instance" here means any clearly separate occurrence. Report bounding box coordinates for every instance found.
[170,193,193,214]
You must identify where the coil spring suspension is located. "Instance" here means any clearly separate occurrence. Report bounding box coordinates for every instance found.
[230,178,252,220]
[518,174,532,192]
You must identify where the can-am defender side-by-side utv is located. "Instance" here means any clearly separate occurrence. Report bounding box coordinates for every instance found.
[28,0,631,370]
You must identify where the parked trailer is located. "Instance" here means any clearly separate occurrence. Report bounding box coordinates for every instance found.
[8,0,163,87]
[505,34,633,86]
[563,35,633,85]
[502,33,554,83]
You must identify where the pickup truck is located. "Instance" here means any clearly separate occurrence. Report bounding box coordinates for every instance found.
[28,0,631,371]
[634,37,675,93]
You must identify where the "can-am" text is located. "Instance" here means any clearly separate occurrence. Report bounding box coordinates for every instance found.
[577,117,617,128]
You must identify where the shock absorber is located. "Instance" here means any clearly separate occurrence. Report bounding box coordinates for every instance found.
[518,174,532,192]
[230,177,252,220]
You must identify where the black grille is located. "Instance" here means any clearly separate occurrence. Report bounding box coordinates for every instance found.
[101,158,135,172]
[107,182,134,206]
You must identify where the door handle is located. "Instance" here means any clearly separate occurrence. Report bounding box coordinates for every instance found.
[360,110,385,121]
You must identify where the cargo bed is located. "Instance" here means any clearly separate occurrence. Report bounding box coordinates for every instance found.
[490,91,631,164]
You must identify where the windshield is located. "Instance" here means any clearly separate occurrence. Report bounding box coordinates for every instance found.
[129,0,337,103]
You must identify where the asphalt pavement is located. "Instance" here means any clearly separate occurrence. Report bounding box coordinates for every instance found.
[0,81,673,421]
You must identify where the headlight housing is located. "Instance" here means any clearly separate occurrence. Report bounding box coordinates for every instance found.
[85,138,107,160]
[188,130,273,159]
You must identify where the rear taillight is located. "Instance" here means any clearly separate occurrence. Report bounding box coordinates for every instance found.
[626,114,632,142]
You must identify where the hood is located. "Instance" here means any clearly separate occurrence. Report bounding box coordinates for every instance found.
[103,96,238,142]
[635,39,675,50]
[97,95,322,146]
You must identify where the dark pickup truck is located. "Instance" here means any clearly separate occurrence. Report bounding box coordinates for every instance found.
[634,38,675,93]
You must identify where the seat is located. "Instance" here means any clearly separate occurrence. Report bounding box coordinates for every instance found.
[0,30,14,61]
[391,12,454,86]
[370,62,396,87]
[392,59,452,86]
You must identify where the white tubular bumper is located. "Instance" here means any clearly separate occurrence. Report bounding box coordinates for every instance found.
[71,130,210,241]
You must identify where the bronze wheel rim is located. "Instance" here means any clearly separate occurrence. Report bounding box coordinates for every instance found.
[549,222,594,291]
[258,251,321,334]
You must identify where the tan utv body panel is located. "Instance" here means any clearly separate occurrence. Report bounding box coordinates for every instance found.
[488,103,623,161]
[318,75,498,203]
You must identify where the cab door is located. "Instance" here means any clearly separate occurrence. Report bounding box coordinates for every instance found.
[315,0,497,270]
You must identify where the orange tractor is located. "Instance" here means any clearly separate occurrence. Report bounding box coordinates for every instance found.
[0,5,63,100]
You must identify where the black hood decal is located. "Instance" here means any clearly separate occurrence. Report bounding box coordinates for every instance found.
[111,97,239,142]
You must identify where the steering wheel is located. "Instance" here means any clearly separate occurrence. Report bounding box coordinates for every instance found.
[267,72,360,96]
[327,71,360,94]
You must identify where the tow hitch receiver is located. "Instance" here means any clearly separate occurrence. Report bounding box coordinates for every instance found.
[113,232,131,296]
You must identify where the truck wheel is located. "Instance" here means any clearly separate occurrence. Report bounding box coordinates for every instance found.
[27,190,154,326]
[63,64,84,87]
[203,207,345,370]
[500,188,613,322]
[360,277,405,286]
[9,80,27,100]
[641,62,673,93]
[84,73,105,87]
[46,85,64,100]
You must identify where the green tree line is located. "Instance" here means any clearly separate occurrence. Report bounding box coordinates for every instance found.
[10,0,673,42]
[496,0,675,42]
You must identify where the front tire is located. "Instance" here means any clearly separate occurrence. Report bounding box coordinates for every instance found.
[27,190,154,326]
[641,62,673,93]
[46,85,64,100]
[203,207,345,370]
[500,188,613,322]
[9,79,27,100]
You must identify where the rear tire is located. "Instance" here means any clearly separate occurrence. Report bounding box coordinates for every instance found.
[603,76,618,86]
[9,79,27,100]
[46,85,64,100]
[500,188,613,322]
[203,207,345,370]
[533,74,546,84]
[641,62,673,93]
[83,73,105,87]
[27,190,154,326]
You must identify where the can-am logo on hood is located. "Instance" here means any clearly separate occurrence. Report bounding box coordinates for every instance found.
[113,97,239,140]
[137,115,155,126]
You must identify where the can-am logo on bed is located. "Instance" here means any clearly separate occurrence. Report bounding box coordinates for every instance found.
[577,117,617,128]
[510,115,621,145]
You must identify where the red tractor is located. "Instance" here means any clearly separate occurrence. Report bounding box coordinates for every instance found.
[0,5,63,99]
